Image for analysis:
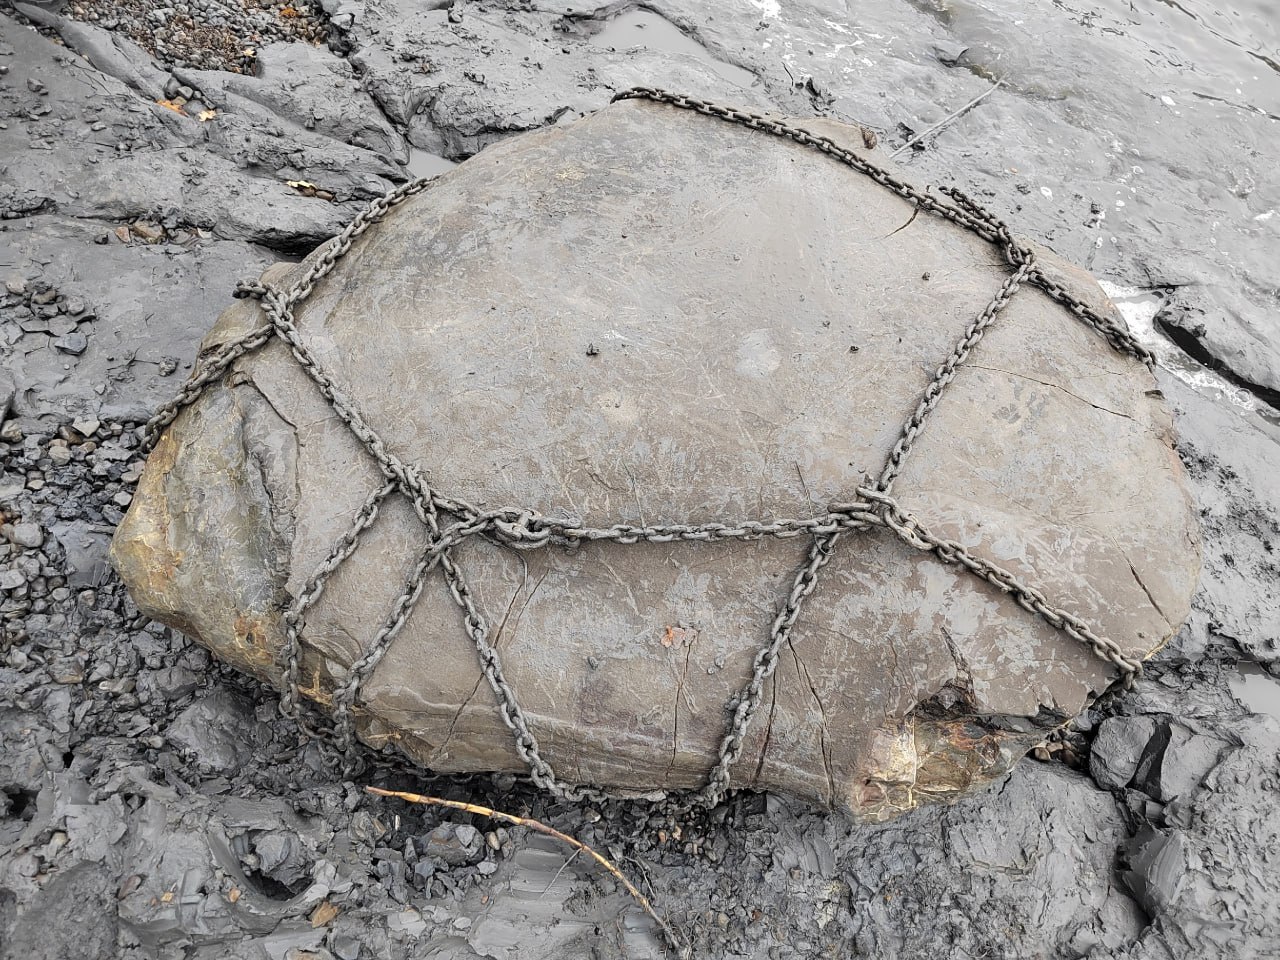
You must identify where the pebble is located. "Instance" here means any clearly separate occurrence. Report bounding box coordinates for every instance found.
[9,522,44,549]
[129,221,165,243]
[48,441,73,465]
[153,665,199,699]
[0,569,27,591]
[53,332,88,356]
[66,0,329,74]
[423,823,483,866]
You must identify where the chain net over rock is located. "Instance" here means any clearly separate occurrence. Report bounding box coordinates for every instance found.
[127,89,1188,815]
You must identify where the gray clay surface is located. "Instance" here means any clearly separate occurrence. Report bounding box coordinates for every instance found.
[1,1,1278,959]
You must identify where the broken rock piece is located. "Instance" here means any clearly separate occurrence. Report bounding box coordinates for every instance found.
[112,94,1200,820]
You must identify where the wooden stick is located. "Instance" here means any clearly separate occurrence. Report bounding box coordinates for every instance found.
[366,787,690,959]
[891,79,1005,158]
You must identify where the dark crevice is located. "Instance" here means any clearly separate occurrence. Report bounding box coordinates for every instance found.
[1156,317,1280,413]
[240,866,305,901]
[1,786,37,822]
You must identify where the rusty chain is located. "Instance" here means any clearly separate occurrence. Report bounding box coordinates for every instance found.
[142,87,1148,806]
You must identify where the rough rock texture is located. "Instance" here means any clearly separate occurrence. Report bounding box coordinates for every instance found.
[112,97,1199,818]
[1,0,1278,957]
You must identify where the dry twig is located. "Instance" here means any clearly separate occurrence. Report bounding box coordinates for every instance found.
[891,79,1006,158]
[365,787,689,958]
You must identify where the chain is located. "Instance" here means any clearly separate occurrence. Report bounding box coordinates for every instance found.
[148,88,1149,807]
[610,88,1156,370]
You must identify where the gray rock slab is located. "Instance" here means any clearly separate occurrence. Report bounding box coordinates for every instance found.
[1158,375,1280,667]
[166,689,267,776]
[173,41,406,163]
[0,215,277,421]
[0,13,385,247]
[348,0,773,160]
[0,860,119,960]
[1114,716,1280,958]
[114,99,1199,819]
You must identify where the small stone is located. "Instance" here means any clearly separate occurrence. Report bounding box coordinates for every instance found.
[8,522,43,549]
[1090,716,1157,790]
[53,332,88,355]
[153,665,199,699]
[130,221,165,243]
[47,440,72,465]
[72,417,100,437]
[0,569,27,591]
[113,491,133,508]
[54,661,86,684]
[4,279,25,296]
[423,823,483,865]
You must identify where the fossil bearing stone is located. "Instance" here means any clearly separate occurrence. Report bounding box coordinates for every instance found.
[111,96,1200,819]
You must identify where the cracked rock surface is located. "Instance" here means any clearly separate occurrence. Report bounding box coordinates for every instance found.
[0,1,1278,959]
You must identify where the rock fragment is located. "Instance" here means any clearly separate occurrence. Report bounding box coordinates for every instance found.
[1090,716,1157,790]
[7,522,44,549]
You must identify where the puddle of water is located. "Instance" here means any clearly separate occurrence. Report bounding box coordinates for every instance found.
[406,149,458,180]
[1100,281,1277,425]
[1229,661,1280,721]
[591,9,756,88]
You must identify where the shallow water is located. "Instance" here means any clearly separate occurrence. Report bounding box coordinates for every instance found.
[1230,662,1280,721]
[406,148,458,179]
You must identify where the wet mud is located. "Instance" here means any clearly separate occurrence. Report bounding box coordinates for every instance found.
[1,1,1277,958]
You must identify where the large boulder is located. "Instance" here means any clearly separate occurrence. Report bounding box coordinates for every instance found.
[111,95,1200,820]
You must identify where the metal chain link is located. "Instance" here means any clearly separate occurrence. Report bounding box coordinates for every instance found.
[147,88,1149,807]
[611,87,1156,370]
